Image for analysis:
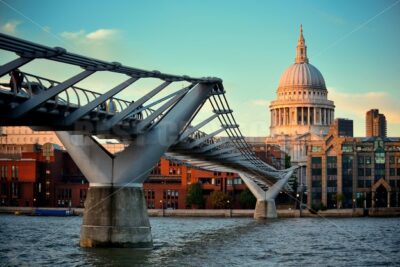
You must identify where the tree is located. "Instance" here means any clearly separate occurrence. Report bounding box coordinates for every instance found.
[185,183,204,208]
[239,189,256,209]
[210,191,232,209]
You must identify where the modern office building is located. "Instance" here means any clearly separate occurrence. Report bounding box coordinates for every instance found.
[307,128,400,209]
[366,109,387,138]
[333,118,353,137]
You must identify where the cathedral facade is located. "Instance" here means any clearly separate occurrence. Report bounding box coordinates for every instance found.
[266,26,335,185]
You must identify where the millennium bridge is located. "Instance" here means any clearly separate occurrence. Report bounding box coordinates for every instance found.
[0,33,296,248]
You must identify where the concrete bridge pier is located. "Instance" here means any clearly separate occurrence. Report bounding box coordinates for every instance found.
[56,83,212,248]
[56,132,153,248]
[240,168,296,219]
[81,186,152,248]
[254,199,278,219]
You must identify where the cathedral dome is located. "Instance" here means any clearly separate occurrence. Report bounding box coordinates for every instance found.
[277,24,326,91]
[269,25,335,139]
[278,62,326,90]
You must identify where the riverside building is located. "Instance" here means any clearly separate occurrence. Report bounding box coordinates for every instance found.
[306,127,400,209]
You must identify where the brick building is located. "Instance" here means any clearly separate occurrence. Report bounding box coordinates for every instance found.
[0,144,88,208]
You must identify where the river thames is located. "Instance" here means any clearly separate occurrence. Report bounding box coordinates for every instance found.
[0,215,399,266]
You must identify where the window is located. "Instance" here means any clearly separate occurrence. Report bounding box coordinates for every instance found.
[11,166,18,178]
[163,190,179,209]
[1,166,7,178]
[358,156,364,165]
[144,190,155,209]
[1,178,7,195]
[342,144,353,153]
[312,146,322,152]
[365,157,371,165]
[390,168,395,176]
[389,156,395,164]
[11,179,18,198]
[358,168,364,177]
[375,152,385,164]
[365,168,372,176]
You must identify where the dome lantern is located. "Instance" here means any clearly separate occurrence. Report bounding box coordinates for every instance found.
[295,24,308,64]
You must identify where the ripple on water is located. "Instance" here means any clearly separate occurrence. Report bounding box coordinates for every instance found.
[0,215,400,266]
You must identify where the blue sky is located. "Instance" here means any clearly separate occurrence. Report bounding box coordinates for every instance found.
[0,0,399,136]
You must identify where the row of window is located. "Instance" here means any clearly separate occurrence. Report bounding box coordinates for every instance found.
[279,90,327,96]
[0,166,19,178]
[0,180,19,197]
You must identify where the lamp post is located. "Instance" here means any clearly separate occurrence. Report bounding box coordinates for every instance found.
[298,186,304,218]
[227,200,232,217]
[160,199,164,217]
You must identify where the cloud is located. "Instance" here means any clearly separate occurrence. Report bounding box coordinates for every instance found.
[251,99,270,107]
[1,20,21,34]
[60,28,118,42]
[60,29,85,40]
[329,87,400,124]
[86,29,117,40]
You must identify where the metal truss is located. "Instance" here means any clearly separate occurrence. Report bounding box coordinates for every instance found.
[0,32,295,191]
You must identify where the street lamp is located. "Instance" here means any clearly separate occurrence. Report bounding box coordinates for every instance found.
[227,200,232,217]
[160,199,164,217]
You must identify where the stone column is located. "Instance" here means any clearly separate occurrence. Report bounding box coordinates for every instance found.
[271,110,274,126]
[319,108,322,125]
[295,107,298,125]
[301,107,304,125]
[283,108,287,125]
[324,108,327,125]
[328,109,331,125]
[276,108,281,125]
[307,107,310,125]
[286,107,289,125]
[321,108,324,125]
[313,107,317,125]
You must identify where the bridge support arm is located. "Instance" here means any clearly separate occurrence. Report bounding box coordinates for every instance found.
[239,168,295,219]
[55,83,212,248]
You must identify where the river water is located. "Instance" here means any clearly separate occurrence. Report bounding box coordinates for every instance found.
[0,215,399,266]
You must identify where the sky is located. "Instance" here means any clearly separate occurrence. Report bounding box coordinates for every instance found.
[0,0,399,137]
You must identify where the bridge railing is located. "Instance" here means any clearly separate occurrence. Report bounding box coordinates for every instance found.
[0,71,174,122]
